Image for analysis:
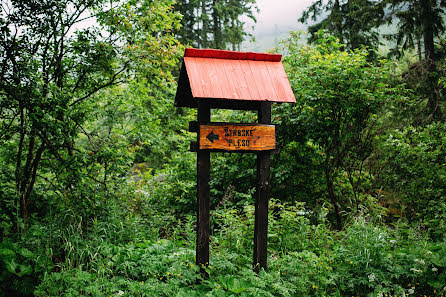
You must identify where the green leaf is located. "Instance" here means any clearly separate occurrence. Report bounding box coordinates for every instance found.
[18,248,34,259]
[0,248,16,260]
[5,259,18,274]
[17,264,33,277]
[210,289,226,297]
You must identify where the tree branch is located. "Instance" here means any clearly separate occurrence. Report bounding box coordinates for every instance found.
[69,60,130,106]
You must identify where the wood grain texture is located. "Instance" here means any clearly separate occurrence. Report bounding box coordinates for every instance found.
[265,62,296,103]
[184,47,282,62]
[199,123,276,151]
[179,53,296,106]
[184,57,204,98]
[196,103,210,280]
[253,102,272,273]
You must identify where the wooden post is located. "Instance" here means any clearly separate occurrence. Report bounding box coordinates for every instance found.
[253,102,271,272]
[196,102,210,279]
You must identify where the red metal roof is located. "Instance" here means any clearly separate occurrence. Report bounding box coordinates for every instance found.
[175,48,295,109]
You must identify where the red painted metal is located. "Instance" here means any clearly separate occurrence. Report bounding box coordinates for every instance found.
[175,48,296,108]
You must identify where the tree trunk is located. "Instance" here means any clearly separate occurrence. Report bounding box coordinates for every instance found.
[201,0,208,48]
[325,170,342,230]
[23,144,45,209]
[212,0,221,49]
[417,35,422,63]
[333,0,344,45]
[421,0,442,120]
[15,106,25,197]
[421,0,435,61]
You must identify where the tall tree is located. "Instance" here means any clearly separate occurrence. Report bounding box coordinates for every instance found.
[300,0,384,54]
[0,0,182,226]
[385,0,445,120]
[175,0,257,50]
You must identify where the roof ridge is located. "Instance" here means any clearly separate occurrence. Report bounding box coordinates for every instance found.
[185,48,282,62]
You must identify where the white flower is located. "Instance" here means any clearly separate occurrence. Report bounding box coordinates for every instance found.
[117,290,124,296]
[414,258,425,265]
[368,273,376,282]
[408,288,415,295]
[377,292,383,297]
[432,267,438,272]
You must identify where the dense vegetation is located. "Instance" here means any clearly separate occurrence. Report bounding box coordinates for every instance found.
[0,0,445,296]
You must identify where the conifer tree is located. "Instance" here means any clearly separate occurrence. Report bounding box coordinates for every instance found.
[300,0,384,54]
[302,0,445,120]
[175,0,257,50]
[386,0,445,120]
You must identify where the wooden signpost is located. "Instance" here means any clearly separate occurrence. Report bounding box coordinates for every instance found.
[174,48,295,276]
[197,123,276,151]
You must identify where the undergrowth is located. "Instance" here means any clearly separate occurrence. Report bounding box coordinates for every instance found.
[5,200,440,297]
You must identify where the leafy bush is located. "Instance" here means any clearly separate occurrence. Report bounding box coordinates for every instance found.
[33,201,446,297]
[382,122,446,238]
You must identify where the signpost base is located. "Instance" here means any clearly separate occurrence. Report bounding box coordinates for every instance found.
[253,102,272,272]
[196,102,210,280]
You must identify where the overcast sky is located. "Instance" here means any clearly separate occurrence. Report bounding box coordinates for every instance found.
[74,0,315,52]
[253,0,314,32]
[242,0,315,51]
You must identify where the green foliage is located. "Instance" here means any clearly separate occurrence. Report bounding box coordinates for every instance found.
[0,242,35,295]
[0,0,183,236]
[385,0,446,58]
[174,0,258,50]
[300,0,385,56]
[1,0,445,295]
[0,226,53,296]
[277,31,408,228]
[381,122,446,238]
[32,203,446,297]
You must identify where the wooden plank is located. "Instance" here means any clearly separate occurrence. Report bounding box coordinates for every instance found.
[265,62,296,103]
[220,60,252,100]
[185,48,281,62]
[183,55,294,104]
[200,58,224,99]
[184,57,205,98]
[199,123,276,151]
[212,58,233,100]
[253,102,271,273]
[189,121,198,132]
[196,103,210,280]
[205,98,260,111]
[190,141,198,152]
[239,60,261,101]
[248,60,279,100]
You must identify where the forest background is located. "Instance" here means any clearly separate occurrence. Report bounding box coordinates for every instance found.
[0,0,445,296]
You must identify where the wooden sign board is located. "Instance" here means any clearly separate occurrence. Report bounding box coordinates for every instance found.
[199,123,276,151]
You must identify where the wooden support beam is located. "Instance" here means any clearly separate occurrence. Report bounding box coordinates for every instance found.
[196,102,210,279]
[189,121,198,133]
[190,141,198,152]
[253,102,271,272]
